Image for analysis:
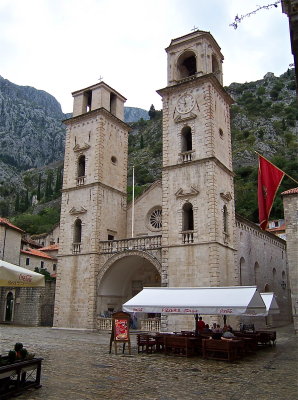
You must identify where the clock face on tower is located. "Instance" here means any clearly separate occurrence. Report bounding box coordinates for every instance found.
[176,93,195,114]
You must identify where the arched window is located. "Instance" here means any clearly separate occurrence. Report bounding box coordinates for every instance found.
[239,257,245,286]
[264,283,270,292]
[212,55,220,80]
[74,219,82,243]
[77,155,86,178]
[5,292,14,322]
[84,90,92,112]
[272,268,277,290]
[254,262,260,286]
[177,51,197,79]
[182,203,194,231]
[110,93,117,115]
[223,205,228,233]
[181,126,192,152]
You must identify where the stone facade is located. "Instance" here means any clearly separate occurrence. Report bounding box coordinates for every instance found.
[0,219,23,265]
[53,82,130,330]
[53,30,292,332]
[282,188,298,332]
[0,281,55,326]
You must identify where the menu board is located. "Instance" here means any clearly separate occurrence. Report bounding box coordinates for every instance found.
[114,318,129,341]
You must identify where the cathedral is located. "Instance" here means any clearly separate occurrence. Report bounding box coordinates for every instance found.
[52,30,291,332]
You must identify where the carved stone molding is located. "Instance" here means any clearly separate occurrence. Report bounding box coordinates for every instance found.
[73,143,91,152]
[174,112,197,123]
[220,192,232,202]
[69,206,87,215]
[175,186,199,198]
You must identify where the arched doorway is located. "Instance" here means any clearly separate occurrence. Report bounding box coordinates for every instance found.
[97,252,162,329]
[5,291,14,322]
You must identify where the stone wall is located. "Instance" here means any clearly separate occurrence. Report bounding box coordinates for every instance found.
[282,190,298,332]
[0,281,56,326]
[236,215,291,328]
[0,226,22,265]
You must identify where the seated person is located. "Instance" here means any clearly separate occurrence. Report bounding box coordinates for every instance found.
[202,324,212,333]
[211,332,222,340]
[212,324,222,333]
[221,328,235,341]
[197,316,205,332]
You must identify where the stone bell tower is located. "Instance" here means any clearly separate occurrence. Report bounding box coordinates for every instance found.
[157,31,238,296]
[54,81,129,330]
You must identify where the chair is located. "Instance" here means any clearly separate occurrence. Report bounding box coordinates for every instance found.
[137,334,156,353]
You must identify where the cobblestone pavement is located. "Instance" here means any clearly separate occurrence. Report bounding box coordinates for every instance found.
[0,324,297,400]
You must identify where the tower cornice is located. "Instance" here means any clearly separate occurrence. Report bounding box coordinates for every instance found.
[162,156,235,177]
[157,73,234,105]
[166,30,222,56]
[61,180,127,197]
[63,107,131,131]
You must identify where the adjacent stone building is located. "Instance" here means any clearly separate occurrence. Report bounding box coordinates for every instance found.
[282,188,298,332]
[53,30,292,332]
[0,218,56,326]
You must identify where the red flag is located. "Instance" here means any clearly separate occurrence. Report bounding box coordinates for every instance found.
[258,155,285,230]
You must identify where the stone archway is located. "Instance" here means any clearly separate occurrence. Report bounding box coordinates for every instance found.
[5,291,14,322]
[96,250,162,318]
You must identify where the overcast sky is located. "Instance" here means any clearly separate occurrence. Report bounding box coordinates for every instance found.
[0,0,292,114]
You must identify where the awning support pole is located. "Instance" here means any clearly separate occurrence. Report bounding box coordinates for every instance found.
[195,314,198,336]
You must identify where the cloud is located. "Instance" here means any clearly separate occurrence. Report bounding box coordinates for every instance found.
[0,0,292,113]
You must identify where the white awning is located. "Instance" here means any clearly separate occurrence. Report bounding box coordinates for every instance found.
[260,293,280,316]
[0,260,45,287]
[122,286,266,316]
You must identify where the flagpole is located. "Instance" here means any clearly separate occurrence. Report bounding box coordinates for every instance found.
[132,165,135,238]
[255,151,298,184]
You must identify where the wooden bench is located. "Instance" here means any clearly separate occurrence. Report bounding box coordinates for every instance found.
[202,339,242,362]
[163,335,201,357]
[0,357,43,399]
[256,331,276,346]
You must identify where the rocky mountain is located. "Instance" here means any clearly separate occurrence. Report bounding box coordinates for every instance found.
[124,107,149,123]
[228,69,297,167]
[0,76,66,170]
[0,70,297,223]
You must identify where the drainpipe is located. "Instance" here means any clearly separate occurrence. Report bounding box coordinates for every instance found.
[2,226,7,260]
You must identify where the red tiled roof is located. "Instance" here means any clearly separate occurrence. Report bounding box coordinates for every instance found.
[21,237,42,248]
[21,248,57,260]
[281,187,298,195]
[0,218,24,233]
[267,223,286,232]
[39,244,59,251]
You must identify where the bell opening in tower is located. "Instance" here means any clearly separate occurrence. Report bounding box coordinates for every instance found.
[84,90,92,112]
[177,51,197,79]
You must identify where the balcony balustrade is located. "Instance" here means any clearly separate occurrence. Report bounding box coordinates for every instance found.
[76,176,86,186]
[100,235,162,254]
[72,242,81,254]
[181,231,194,244]
[181,150,194,163]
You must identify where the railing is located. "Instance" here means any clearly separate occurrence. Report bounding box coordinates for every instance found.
[96,317,161,332]
[182,231,194,244]
[72,242,81,254]
[180,150,194,163]
[76,176,86,186]
[97,317,112,331]
[100,235,162,254]
[140,318,160,332]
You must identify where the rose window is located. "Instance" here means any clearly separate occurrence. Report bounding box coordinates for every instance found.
[149,208,162,229]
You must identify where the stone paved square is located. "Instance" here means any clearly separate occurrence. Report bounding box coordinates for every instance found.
[0,324,297,400]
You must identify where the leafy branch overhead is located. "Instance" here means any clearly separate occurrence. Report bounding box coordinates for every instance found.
[230,1,281,29]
